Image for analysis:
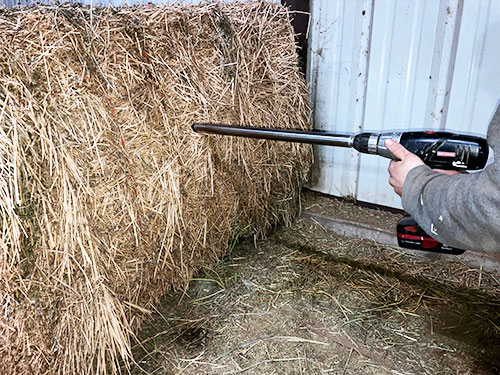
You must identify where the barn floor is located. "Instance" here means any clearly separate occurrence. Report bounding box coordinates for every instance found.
[130,192,500,375]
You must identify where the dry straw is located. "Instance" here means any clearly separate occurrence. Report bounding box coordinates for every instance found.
[0,2,312,374]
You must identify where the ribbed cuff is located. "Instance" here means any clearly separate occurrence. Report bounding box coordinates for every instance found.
[401,164,432,214]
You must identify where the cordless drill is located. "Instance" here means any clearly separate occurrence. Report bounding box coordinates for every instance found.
[192,123,490,254]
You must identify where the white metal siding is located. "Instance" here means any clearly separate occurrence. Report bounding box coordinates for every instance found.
[308,0,500,208]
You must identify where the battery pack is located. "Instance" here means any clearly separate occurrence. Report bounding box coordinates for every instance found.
[396,216,465,255]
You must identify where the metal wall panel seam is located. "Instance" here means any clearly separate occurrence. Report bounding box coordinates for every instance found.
[328,0,347,195]
[306,0,324,190]
[370,0,397,132]
[308,0,348,196]
[356,0,401,207]
[446,0,498,135]
[433,0,462,131]
[353,0,374,199]
[308,0,373,198]
[471,0,493,131]
[399,0,424,131]
[459,0,490,132]
[424,0,459,130]
[335,0,354,196]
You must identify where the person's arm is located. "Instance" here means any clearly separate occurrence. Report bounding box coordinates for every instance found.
[401,163,499,253]
[385,111,500,253]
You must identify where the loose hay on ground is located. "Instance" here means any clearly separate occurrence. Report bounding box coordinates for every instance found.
[131,205,500,375]
[0,3,312,374]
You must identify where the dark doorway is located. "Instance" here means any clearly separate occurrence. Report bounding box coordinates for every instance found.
[281,0,310,75]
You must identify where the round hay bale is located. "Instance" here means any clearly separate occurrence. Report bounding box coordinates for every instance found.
[0,3,312,374]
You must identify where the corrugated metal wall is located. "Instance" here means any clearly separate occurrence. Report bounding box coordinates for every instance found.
[308,0,500,208]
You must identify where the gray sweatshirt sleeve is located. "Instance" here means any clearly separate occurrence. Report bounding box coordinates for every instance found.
[401,106,500,253]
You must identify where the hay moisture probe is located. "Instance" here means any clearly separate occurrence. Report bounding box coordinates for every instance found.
[192,123,490,255]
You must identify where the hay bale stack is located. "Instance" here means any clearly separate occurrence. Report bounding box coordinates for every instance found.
[0,3,311,374]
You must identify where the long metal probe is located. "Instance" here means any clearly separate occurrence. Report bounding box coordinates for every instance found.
[192,123,354,148]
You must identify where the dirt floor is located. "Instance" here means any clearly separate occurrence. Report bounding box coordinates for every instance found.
[129,193,500,375]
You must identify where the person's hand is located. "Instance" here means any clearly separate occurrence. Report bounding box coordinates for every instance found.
[385,139,425,196]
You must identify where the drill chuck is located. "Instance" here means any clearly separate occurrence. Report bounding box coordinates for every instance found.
[352,132,402,159]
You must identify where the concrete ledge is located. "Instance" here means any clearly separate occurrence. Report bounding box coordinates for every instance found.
[301,211,398,247]
[302,210,500,274]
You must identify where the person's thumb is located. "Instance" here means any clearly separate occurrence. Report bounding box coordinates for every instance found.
[384,138,410,160]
